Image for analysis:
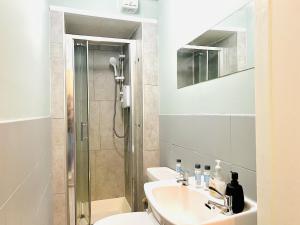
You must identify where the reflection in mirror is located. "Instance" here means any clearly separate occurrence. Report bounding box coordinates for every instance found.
[177,1,254,88]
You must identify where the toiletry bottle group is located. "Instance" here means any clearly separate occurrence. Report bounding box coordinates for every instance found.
[178,159,245,214]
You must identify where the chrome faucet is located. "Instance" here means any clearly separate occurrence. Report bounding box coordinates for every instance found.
[205,186,233,215]
[176,168,189,186]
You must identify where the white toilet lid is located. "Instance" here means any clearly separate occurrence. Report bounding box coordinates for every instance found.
[94,212,159,225]
[147,167,177,181]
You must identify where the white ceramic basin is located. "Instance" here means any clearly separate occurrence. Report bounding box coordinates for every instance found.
[144,179,257,225]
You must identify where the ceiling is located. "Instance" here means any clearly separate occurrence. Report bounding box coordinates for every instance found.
[65,13,140,39]
[189,29,236,46]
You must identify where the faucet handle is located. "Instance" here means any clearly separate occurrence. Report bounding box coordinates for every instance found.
[224,195,232,207]
[182,170,189,186]
[183,170,189,180]
[176,168,189,186]
[208,186,224,197]
[224,195,233,215]
[209,186,233,215]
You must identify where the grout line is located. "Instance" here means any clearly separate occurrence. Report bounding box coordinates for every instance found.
[144,83,159,87]
[51,116,65,119]
[229,115,232,167]
[159,113,256,117]
[144,149,159,152]
[0,115,51,124]
[35,176,52,216]
[230,163,256,173]
[0,159,41,210]
[0,135,52,210]
[167,143,256,173]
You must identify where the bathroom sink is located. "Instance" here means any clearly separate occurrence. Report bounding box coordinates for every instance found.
[144,180,257,225]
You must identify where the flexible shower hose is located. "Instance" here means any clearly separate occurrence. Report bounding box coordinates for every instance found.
[113,80,127,138]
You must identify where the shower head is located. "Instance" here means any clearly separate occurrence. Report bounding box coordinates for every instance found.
[109,57,118,77]
[109,57,117,67]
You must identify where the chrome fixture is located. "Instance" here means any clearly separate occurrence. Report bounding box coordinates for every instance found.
[205,186,233,216]
[110,54,127,138]
[176,168,189,186]
[109,57,118,77]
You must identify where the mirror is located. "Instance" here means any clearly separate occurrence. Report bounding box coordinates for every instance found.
[177,1,255,88]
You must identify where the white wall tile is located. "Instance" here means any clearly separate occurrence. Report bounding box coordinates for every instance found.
[0,118,51,207]
[160,115,231,162]
[160,114,257,200]
[52,147,66,194]
[231,165,257,200]
[0,118,51,225]
[231,116,256,171]
[51,119,66,194]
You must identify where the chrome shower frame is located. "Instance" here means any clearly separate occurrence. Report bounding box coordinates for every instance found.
[65,34,141,225]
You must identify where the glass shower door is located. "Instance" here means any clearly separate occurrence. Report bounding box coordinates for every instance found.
[74,41,90,225]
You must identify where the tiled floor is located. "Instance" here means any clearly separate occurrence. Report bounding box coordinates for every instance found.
[91,197,131,224]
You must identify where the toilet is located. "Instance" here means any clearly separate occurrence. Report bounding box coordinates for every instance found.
[94,167,176,225]
[93,212,159,225]
[146,167,178,182]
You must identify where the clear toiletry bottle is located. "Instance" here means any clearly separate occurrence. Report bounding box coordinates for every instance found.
[176,159,182,179]
[194,164,202,188]
[203,165,211,190]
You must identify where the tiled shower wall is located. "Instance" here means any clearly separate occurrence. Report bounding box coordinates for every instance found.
[160,114,257,200]
[88,47,125,201]
[141,23,160,182]
[50,11,67,225]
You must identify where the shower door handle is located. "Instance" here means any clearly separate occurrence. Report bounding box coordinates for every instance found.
[80,122,89,141]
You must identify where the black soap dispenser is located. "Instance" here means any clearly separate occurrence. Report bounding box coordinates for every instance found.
[225,172,244,213]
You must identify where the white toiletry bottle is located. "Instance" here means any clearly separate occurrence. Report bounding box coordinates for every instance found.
[194,164,202,188]
[209,160,226,198]
[176,159,182,179]
[203,165,211,190]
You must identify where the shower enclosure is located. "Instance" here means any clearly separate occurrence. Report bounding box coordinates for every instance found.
[65,35,141,225]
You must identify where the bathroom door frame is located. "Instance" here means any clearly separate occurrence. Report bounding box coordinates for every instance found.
[65,34,140,225]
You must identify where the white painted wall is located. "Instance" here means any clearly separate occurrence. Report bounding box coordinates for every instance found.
[158,0,255,115]
[0,1,52,225]
[49,0,158,19]
[0,0,50,120]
